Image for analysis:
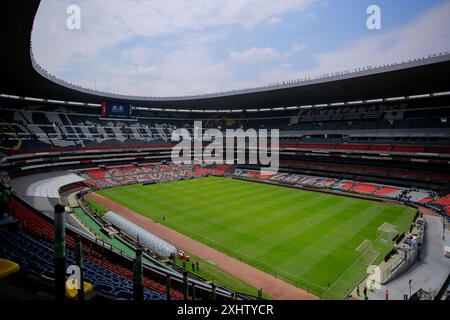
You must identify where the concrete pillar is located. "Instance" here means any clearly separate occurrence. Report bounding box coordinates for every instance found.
[183,271,189,300]
[54,204,66,301]
[133,246,144,301]
[75,235,85,301]
[166,274,171,301]
[192,283,196,300]
[211,283,216,300]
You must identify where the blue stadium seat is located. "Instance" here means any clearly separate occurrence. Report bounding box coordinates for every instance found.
[0,228,166,300]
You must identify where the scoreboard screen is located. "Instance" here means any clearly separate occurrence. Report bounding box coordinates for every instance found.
[101,102,132,118]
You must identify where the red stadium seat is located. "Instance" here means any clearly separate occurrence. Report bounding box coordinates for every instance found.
[374,187,401,196]
[353,183,378,194]
[392,146,426,153]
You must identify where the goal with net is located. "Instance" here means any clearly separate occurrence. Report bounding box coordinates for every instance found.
[377,223,398,244]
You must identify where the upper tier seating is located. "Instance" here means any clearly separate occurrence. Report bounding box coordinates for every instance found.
[1,97,450,152]
[281,143,450,155]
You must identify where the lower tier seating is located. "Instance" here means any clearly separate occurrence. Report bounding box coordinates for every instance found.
[231,167,450,216]
[80,163,229,189]
[0,227,166,300]
[7,196,184,300]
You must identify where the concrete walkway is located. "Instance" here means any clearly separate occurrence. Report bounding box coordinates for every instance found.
[368,215,450,300]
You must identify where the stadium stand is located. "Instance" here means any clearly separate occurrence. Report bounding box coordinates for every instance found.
[374,186,403,198]
[79,163,230,188]
[2,193,191,300]
[2,96,449,196]
[1,0,449,302]
[0,227,166,300]
[2,95,450,153]
[353,183,379,195]
[1,99,449,300]
[401,190,431,203]
[229,165,450,221]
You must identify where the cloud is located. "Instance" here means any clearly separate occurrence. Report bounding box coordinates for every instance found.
[230,47,281,63]
[31,0,450,97]
[292,42,306,52]
[32,0,315,72]
[303,1,450,77]
[267,16,283,25]
[249,0,450,87]
[120,47,156,65]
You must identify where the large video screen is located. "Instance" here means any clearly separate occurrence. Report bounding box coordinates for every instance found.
[101,101,132,118]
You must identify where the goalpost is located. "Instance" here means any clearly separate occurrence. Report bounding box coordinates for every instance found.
[355,239,379,266]
[355,239,371,253]
[324,239,380,299]
[327,223,399,299]
[377,223,398,244]
[353,223,398,266]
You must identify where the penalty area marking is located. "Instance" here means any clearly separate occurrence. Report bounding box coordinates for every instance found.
[355,239,372,253]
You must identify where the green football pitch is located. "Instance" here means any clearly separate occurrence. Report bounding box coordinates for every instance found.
[97,177,415,299]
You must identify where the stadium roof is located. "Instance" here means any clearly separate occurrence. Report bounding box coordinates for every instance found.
[1,1,450,111]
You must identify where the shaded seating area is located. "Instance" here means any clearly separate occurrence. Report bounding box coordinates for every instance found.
[0,227,167,300]
[3,196,187,300]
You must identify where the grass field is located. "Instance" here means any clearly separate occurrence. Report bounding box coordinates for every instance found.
[97,177,415,299]
[172,249,271,299]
